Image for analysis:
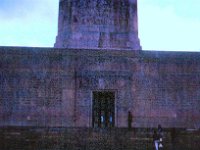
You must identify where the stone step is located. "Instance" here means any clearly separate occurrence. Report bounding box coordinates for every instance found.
[1,127,200,150]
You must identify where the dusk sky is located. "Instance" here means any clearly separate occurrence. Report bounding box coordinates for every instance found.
[0,0,200,51]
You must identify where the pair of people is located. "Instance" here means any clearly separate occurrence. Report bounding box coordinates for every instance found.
[153,124,163,150]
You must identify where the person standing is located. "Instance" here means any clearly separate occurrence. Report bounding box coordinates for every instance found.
[157,124,163,149]
[153,130,160,150]
[128,111,133,130]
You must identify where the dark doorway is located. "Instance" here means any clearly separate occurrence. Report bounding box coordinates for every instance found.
[92,91,115,128]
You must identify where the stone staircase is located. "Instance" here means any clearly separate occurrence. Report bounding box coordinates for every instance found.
[1,127,200,150]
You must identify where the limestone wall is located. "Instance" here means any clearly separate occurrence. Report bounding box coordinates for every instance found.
[0,47,200,128]
[132,51,200,128]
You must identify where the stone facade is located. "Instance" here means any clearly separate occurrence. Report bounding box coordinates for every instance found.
[1,47,200,128]
[0,0,200,129]
[54,0,141,50]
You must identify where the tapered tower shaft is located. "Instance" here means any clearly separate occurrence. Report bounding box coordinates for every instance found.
[55,0,141,50]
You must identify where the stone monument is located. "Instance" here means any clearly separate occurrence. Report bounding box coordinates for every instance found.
[0,0,200,130]
[54,0,141,50]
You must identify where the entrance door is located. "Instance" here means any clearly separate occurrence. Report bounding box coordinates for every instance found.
[92,91,115,128]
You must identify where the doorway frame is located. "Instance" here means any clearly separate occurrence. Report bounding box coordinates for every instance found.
[90,89,117,128]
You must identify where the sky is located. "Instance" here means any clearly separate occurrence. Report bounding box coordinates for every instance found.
[0,0,200,51]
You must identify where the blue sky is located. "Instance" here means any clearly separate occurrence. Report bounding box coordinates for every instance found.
[0,0,200,51]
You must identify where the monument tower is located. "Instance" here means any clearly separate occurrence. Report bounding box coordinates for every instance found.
[54,0,141,50]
